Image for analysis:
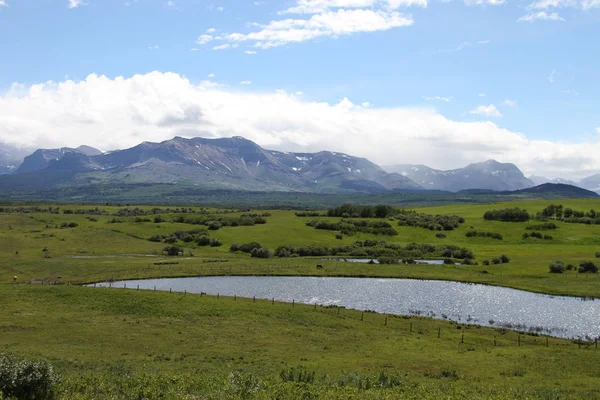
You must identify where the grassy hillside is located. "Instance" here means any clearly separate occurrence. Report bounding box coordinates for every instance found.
[0,285,599,399]
[1,199,600,398]
[1,199,599,297]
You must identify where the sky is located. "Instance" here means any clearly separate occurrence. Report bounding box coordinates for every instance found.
[0,0,599,180]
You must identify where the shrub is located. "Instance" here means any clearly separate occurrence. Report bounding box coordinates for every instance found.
[0,353,60,400]
[436,232,446,238]
[443,258,455,265]
[209,239,222,247]
[251,247,271,258]
[482,260,490,266]
[595,252,600,258]
[483,208,530,222]
[499,255,510,264]
[163,245,183,256]
[153,216,165,223]
[578,261,598,273]
[491,258,501,265]
[549,261,565,274]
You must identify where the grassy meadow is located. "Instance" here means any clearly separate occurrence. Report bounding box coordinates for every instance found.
[1,199,600,398]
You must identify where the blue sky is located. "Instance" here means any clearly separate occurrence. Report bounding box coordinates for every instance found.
[0,0,599,178]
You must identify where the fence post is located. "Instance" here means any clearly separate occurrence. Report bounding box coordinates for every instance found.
[154,285,156,292]
[385,317,388,326]
[217,293,219,299]
[184,290,186,296]
[137,285,139,290]
[253,296,255,303]
[461,334,464,344]
[124,284,126,289]
[234,295,236,301]
[410,323,412,333]
[337,307,340,315]
[546,337,549,347]
[272,298,274,305]
[170,288,172,294]
[361,311,364,321]
[314,303,317,310]
[292,299,294,307]
[494,337,496,347]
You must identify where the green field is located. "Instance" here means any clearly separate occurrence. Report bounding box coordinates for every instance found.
[1,199,600,399]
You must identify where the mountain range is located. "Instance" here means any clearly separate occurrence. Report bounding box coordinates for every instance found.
[1,136,599,195]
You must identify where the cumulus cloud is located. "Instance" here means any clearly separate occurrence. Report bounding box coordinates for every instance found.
[2,72,600,179]
[68,0,85,8]
[468,104,502,117]
[518,11,565,21]
[503,99,517,107]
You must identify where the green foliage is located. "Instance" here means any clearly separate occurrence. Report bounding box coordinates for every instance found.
[396,210,465,231]
[483,208,530,222]
[578,261,598,273]
[0,353,60,400]
[548,261,565,274]
[162,245,183,256]
[327,204,396,218]
[466,231,503,240]
[526,223,558,231]
[306,219,398,236]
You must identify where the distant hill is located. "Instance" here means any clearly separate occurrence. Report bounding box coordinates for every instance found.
[384,160,535,192]
[460,183,599,198]
[3,137,421,194]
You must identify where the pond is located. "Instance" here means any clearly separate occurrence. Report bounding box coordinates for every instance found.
[91,276,600,339]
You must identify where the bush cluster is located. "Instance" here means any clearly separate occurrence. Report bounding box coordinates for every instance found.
[306,219,398,236]
[465,231,503,240]
[172,214,268,229]
[0,353,60,400]
[522,232,553,240]
[483,208,530,222]
[396,211,465,231]
[326,204,396,219]
[230,242,271,258]
[149,229,222,247]
[273,240,474,261]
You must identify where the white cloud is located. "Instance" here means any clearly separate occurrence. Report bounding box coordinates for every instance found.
[207,28,217,33]
[423,96,452,103]
[217,6,224,11]
[464,0,505,5]
[468,104,502,117]
[220,9,413,49]
[596,127,600,134]
[3,72,600,179]
[245,50,258,54]
[208,73,215,78]
[68,0,85,8]
[213,44,237,50]
[167,1,176,6]
[190,48,198,51]
[518,11,565,21]
[240,80,253,85]
[527,0,599,10]
[479,93,486,97]
[197,35,215,45]
[148,45,160,50]
[548,69,556,83]
[503,99,517,107]
[0,1,7,7]
[282,0,426,14]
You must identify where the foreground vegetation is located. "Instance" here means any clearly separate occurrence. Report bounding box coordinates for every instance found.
[0,285,599,399]
[1,199,600,398]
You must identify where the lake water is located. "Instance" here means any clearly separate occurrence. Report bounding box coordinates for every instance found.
[92,276,600,339]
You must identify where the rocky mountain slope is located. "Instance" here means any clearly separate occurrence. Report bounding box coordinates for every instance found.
[384,160,535,192]
[7,137,422,194]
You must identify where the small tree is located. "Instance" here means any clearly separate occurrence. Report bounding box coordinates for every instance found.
[578,261,598,274]
[163,245,183,256]
[549,261,565,274]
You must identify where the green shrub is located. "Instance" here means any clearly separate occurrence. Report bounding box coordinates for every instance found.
[549,261,565,274]
[579,261,598,273]
[0,353,60,400]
